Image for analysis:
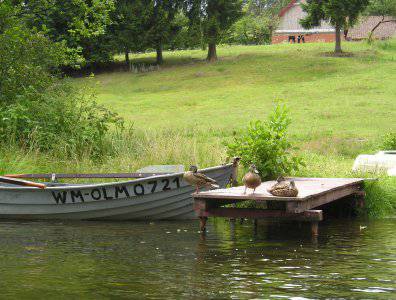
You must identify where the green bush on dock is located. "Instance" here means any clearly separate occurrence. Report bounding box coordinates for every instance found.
[226,103,304,179]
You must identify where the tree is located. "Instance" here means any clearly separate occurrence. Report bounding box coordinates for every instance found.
[0,1,123,157]
[21,0,115,67]
[186,0,243,61]
[228,0,289,45]
[146,0,183,64]
[365,0,396,41]
[110,0,151,66]
[300,0,370,53]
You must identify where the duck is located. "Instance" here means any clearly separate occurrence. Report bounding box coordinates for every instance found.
[183,165,219,193]
[242,164,262,194]
[267,176,299,197]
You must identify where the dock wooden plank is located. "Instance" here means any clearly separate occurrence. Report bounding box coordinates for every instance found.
[197,208,323,221]
[192,177,366,236]
[286,184,362,213]
[194,178,364,202]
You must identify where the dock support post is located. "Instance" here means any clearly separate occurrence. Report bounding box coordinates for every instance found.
[354,191,366,209]
[199,217,208,232]
[311,221,319,237]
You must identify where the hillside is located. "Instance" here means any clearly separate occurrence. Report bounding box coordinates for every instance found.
[77,41,395,153]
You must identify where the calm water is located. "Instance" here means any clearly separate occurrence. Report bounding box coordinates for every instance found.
[0,218,395,299]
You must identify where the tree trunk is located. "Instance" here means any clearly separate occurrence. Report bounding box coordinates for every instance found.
[207,42,217,62]
[156,43,163,65]
[368,16,386,43]
[125,50,130,66]
[335,23,342,54]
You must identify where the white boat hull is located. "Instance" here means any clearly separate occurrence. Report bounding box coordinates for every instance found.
[0,165,234,220]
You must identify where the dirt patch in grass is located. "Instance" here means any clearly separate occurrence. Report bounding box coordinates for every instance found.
[321,51,355,57]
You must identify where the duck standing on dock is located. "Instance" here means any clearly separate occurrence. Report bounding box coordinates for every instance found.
[183,165,219,193]
[267,176,299,197]
[242,164,262,194]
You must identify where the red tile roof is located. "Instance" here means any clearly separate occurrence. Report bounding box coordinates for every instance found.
[279,0,298,17]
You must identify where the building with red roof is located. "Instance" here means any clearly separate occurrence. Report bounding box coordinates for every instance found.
[272,0,396,44]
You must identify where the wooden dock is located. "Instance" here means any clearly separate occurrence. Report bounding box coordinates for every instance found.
[193,177,366,236]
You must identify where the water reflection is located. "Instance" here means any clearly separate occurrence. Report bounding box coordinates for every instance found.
[0,218,394,299]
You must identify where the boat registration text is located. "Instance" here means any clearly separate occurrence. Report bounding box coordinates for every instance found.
[51,177,181,204]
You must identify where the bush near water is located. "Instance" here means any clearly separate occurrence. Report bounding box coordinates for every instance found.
[226,103,305,180]
[0,17,123,159]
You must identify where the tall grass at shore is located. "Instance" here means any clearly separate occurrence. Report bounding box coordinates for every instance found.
[1,126,394,218]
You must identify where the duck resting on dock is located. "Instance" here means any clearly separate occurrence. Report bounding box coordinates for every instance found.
[242,164,262,194]
[267,176,299,197]
[183,165,219,193]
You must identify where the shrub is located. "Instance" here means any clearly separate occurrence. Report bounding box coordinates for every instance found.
[227,15,272,45]
[226,103,304,179]
[0,9,123,159]
[383,132,396,149]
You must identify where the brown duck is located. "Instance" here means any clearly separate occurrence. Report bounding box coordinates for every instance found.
[267,176,299,197]
[242,164,262,194]
[183,165,219,193]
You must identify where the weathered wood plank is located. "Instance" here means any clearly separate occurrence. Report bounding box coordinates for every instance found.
[194,178,365,202]
[196,207,323,221]
[286,184,362,213]
[0,176,46,189]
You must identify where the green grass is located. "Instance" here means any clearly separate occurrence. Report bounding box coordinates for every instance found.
[3,40,396,217]
[78,41,395,145]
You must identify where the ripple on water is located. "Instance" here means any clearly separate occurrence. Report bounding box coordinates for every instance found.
[0,219,395,299]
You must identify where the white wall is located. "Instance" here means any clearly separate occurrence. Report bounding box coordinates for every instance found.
[276,0,334,33]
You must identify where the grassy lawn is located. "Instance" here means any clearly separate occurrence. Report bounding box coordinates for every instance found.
[3,40,395,217]
[77,41,395,146]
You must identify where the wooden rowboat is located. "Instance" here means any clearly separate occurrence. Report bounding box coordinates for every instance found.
[0,163,236,220]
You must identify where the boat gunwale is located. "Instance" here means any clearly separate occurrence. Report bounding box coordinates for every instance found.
[0,164,233,191]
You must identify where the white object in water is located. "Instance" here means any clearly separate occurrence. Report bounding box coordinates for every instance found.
[352,151,396,176]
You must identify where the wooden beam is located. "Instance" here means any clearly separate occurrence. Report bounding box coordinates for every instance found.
[196,207,323,222]
[286,184,362,213]
[194,178,366,202]
[0,176,46,189]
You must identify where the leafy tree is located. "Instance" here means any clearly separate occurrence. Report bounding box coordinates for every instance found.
[185,0,243,61]
[146,0,183,64]
[365,0,396,41]
[228,0,289,45]
[0,1,123,157]
[110,0,151,65]
[300,0,370,53]
[20,0,115,67]
[228,13,272,45]
[183,0,206,49]
[168,12,194,49]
